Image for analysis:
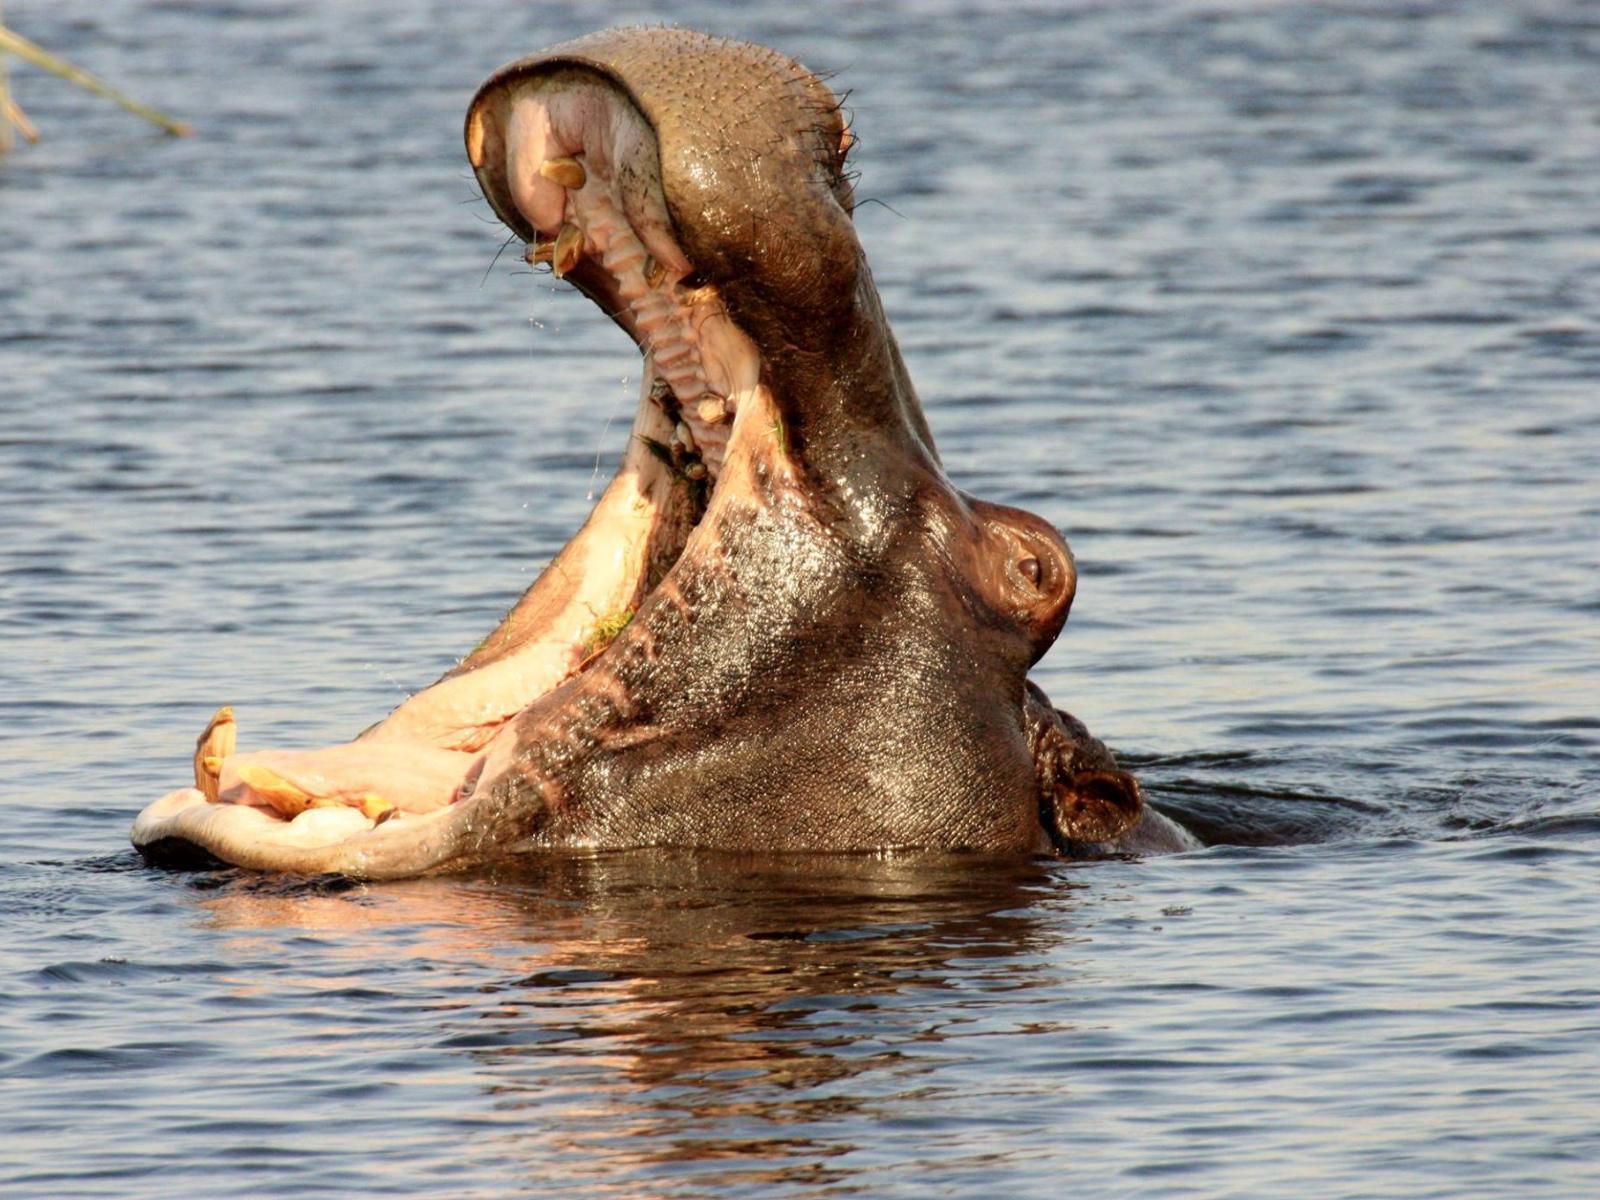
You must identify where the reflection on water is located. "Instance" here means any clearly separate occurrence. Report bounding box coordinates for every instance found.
[193,853,1079,1193]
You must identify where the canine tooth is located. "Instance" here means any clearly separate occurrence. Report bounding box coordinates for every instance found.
[236,763,316,818]
[644,255,667,288]
[552,224,584,278]
[539,157,587,189]
[193,705,236,803]
[696,396,730,425]
[675,421,696,452]
[525,241,555,265]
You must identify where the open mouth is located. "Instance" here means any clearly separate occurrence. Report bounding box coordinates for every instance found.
[134,64,793,868]
[394,67,787,756]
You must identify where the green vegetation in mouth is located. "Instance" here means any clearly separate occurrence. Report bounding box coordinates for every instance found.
[582,606,635,657]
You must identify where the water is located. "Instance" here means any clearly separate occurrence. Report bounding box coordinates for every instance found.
[2,1,1597,1196]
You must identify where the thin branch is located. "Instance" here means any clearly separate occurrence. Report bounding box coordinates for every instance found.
[4,95,38,142]
[0,23,190,137]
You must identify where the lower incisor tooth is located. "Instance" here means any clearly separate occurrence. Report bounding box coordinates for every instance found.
[526,241,554,265]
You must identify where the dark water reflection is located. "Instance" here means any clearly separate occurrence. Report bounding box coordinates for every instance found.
[187,854,1085,1194]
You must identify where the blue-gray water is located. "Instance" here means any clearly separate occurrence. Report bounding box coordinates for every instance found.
[3,2,1597,1196]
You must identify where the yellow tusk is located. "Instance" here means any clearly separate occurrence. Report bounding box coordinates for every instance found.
[236,764,316,818]
[193,705,237,802]
[539,156,587,190]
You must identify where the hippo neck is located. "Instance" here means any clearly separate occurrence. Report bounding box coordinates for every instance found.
[720,259,942,534]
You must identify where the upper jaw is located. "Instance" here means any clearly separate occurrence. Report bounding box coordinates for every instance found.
[467,27,857,284]
[465,28,929,490]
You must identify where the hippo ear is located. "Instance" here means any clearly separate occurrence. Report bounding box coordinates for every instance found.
[1049,767,1144,845]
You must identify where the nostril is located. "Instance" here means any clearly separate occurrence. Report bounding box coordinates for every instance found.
[1018,555,1042,588]
[1049,768,1144,845]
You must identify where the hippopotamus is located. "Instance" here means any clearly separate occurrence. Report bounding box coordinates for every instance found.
[131,27,1196,877]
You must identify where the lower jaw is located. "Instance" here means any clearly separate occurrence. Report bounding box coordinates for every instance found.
[199,350,773,832]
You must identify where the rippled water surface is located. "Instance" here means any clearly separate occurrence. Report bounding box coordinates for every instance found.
[3,2,1598,1196]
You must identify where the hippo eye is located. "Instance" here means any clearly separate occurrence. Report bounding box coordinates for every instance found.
[1018,556,1043,588]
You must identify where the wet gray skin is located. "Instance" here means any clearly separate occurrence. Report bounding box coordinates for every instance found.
[131,28,1195,877]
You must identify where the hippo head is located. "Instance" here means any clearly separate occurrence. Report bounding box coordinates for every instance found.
[131,28,1144,877]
